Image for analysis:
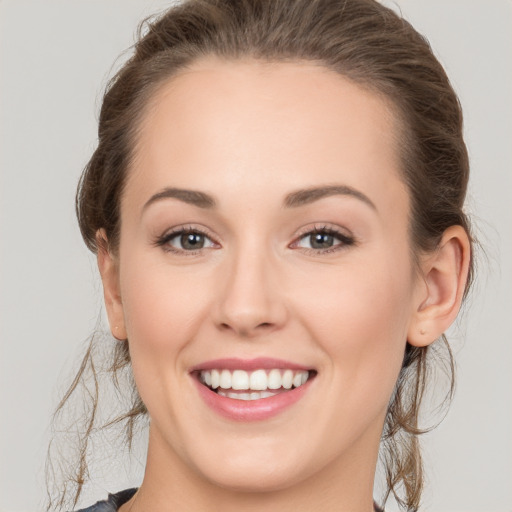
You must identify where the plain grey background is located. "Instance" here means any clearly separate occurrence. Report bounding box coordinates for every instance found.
[1,1,511,511]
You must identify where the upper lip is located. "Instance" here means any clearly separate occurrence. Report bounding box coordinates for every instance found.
[189,357,313,372]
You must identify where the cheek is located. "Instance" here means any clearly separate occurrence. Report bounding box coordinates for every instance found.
[119,254,213,364]
[295,254,413,401]
[117,253,219,427]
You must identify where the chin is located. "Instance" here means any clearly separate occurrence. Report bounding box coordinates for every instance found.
[199,457,311,494]
[184,426,346,497]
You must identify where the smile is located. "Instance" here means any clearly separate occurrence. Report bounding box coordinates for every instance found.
[190,358,316,420]
[199,369,311,401]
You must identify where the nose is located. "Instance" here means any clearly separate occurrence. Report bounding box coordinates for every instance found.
[213,246,288,338]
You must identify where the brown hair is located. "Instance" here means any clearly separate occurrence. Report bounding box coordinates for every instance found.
[47,0,473,510]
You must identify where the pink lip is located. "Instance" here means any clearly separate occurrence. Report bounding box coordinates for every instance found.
[192,376,313,422]
[189,358,316,421]
[189,357,312,372]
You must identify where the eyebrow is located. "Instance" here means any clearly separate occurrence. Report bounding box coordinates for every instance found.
[142,184,376,212]
[143,187,217,211]
[284,185,376,210]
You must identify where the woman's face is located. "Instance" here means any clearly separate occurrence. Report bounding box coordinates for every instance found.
[106,58,426,492]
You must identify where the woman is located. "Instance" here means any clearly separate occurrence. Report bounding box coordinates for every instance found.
[48,0,473,510]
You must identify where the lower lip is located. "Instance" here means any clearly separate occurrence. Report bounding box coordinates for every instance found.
[192,377,313,422]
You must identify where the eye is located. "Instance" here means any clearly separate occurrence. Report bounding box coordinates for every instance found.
[293,226,355,253]
[155,228,217,253]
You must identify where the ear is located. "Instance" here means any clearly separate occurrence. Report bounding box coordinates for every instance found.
[408,225,471,347]
[96,229,127,341]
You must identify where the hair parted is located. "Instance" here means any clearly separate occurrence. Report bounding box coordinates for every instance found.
[47,1,473,510]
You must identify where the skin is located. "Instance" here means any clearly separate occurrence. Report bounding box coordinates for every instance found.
[98,57,470,512]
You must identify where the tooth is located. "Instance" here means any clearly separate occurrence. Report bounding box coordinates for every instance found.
[231,370,249,390]
[218,391,251,400]
[211,369,220,389]
[249,369,267,390]
[205,368,310,393]
[203,371,212,387]
[218,389,280,400]
[220,369,232,389]
[268,369,282,389]
[282,370,293,389]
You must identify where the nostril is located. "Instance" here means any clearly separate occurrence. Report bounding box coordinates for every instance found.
[218,321,275,337]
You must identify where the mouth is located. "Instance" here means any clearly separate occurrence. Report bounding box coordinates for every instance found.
[190,358,317,420]
[195,368,316,401]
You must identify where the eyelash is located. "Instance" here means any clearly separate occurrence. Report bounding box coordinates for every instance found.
[154,225,218,255]
[154,224,355,256]
[292,224,356,254]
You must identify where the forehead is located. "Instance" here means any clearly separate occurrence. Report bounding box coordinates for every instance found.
[127,57,407,216]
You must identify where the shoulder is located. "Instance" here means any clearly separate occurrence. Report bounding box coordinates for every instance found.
[73,488,138,512]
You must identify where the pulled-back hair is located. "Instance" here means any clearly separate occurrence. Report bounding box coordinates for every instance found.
[47,1,473,510]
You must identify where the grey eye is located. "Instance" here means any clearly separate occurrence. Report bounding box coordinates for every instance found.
[308,232,336,249]
[178,232,206,250]
[296,231,343,250]
[165,231,215,251]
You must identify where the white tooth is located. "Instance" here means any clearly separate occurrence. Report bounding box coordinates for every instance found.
[292,372,302,388]
[220,369,232,389]
[225,392,253,401]
[282,369,293,389]
[268,369,282,389]
[249,369,268,390]
[231,370,249,390]
[219,390,279,400]
[301,371,309,385]
[211,369,220,389]
[203,371,212,387]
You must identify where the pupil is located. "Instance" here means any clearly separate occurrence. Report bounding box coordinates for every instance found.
[181,233,204,250]
[311,232,333,249]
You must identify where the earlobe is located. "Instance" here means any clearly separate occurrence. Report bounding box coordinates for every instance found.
[408,225,471,347]
[96,229,127,341]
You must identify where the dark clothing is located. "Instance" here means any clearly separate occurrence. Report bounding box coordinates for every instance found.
[76,488,385,511]
[74,488,137,511]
